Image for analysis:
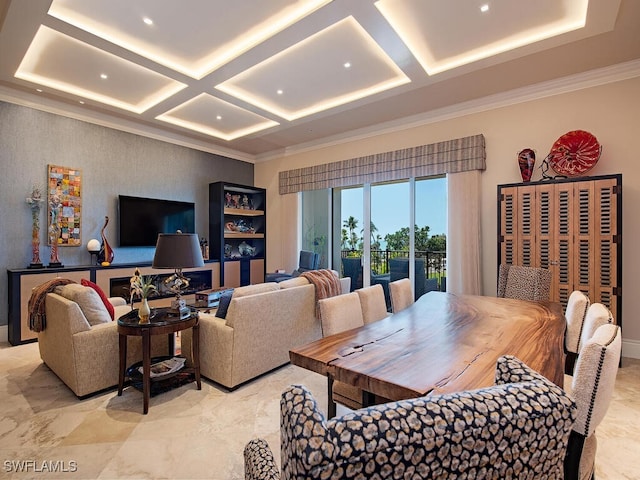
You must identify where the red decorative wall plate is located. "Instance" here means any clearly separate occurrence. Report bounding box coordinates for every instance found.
[548,130,601,176]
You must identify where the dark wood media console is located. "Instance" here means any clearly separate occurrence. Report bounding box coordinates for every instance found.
[7,261,219,345]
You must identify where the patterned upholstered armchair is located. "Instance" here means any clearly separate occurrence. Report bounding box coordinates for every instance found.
[244,356,576,480]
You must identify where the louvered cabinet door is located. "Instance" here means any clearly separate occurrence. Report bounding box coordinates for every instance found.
[571,181,596,308]
[535,183,555,294]
[515,186,538,267]
[499,186,517,266]
[593,178,620,322]
[552,182,575,307]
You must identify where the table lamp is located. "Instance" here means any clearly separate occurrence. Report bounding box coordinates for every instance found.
[87,238,101,265]
[152,231,204,318]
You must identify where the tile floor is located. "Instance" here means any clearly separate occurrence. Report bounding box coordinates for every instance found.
[0,341,638,479]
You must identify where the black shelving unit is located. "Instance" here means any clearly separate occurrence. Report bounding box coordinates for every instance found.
[209,181,266,287]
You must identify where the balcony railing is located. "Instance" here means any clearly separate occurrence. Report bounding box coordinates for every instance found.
[341,249,447,287]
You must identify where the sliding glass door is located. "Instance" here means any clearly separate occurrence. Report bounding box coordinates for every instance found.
[302,175,446,301]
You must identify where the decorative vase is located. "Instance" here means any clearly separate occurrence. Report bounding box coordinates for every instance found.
[98,216,115,265]
[518,148,536,182]
[138,298,151,324]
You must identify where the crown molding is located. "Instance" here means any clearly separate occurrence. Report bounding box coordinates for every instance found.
[0,86,255,163]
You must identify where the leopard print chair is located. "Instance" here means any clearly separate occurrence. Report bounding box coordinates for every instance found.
[244,356,576,480]
[497,264,552,301]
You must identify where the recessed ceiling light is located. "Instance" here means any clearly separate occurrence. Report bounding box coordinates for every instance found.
[480,4,489,13]
[79,100,85,104]
[100,73,108,79]
[143,17,153,26]
[276,89,283,95]
[36,88,43,92]
[344,62,351,68]
[216,115,222,120]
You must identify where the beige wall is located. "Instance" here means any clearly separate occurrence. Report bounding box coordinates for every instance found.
[256,76,640,354]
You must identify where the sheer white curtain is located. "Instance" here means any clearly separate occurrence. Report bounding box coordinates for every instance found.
[447,170,482,295]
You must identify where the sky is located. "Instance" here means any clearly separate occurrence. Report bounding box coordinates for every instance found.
[341,177,447,249]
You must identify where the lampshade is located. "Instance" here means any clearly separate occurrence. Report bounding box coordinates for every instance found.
[152,233,204,269]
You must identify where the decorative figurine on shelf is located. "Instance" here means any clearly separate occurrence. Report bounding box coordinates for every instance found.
[225,192,232,208]
[231,194,241,209]
[48,194,63,268]
[26,185,44,269]
[517,148,536,182]
[238,241,256,257]
[97,216,115,266]
[241,194,250,209]
[224,243,233,258]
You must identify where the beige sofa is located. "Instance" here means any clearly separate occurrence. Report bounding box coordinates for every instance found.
[182,273,350,389]
[39,293,168,397]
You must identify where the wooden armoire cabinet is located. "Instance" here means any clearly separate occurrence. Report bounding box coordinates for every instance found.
[498,174,622,327]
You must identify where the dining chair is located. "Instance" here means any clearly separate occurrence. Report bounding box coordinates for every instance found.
[497,264,552,301]
[318,292,367,417]
[564,290,591,374]
[356,284,389,324]
[389,278,414,313]
[564,323,622,480]
[565,302,616,391]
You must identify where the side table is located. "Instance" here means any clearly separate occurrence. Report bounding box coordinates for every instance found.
[117,307,201,414]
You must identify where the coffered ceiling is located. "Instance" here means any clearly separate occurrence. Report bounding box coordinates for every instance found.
[1,0,639,162]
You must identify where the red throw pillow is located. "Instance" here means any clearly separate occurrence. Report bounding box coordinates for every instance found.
[81,278,114,320]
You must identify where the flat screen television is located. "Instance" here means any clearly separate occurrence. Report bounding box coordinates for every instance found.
[118,195,195,247]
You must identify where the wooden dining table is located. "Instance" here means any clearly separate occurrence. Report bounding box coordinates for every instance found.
[290,291,566,404]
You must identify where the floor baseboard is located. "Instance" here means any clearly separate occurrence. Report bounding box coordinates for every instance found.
[623,339,640,360]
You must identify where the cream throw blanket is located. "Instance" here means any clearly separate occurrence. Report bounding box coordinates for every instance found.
[300,269,342,318]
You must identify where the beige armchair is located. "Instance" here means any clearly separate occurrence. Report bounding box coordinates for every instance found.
[38,293,169,397]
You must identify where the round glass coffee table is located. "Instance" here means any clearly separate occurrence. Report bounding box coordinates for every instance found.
[117,307,201,414]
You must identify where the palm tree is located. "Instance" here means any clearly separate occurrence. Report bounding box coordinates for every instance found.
[341,228,349,250]
[360,221,382,250]
[343,216,359,250]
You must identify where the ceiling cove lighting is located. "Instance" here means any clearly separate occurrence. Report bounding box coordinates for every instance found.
[375,0,589,75]
[156,93,279,141]
[216,17,410,121]
[15,25,188,114]
[47,0,332,79]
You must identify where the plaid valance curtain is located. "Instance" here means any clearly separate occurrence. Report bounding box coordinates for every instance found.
[279,134,486,194]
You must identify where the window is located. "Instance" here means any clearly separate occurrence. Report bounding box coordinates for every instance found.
[302,176,447,301]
